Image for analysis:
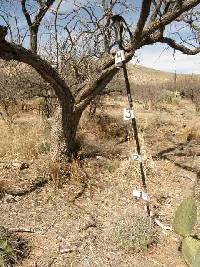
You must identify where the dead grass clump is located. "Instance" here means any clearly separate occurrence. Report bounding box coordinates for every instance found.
[0,227,29,266]
[114,214,154,252]
[186,127,200,141]
[0,117,50,161]
[157,90,181,105]
[90,113,128,140]
[49,159,84,189]
[37,140,51,154]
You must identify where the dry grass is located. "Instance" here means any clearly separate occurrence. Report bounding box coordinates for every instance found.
[0,116,50,161]
[0,65,199,266]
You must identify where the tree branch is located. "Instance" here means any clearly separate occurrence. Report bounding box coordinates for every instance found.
[75,51,134,111]
[149,0,162,22]
[159,36,200,55]
[142,0,200,39]
[0,26,74,105]
[21,0,32,27]
[134,0,152,42]
[74,65,118,111]
[21,0,55,53]
[35,0,55,26]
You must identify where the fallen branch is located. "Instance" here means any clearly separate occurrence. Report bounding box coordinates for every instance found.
[5,176,49,197]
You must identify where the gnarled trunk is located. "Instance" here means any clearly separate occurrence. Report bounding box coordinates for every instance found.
[50,103,82,162]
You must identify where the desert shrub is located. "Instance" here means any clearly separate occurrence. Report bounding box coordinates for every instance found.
[157,89,181,104]
[114,214,154,252]
[0,227,29,266]
[38,140,51,154]
[93,113,128,139]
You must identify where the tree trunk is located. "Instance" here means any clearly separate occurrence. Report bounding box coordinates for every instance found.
[50,103,82,162]
[30,27,38,54]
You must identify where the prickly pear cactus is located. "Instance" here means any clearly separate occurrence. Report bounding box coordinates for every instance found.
[0,253,5,267]
[173,198,197,237]
[192,247,200,267]
[182,237,200,266]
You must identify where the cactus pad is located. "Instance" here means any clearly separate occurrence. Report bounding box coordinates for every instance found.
[182,237,200,266]
[173,198,197,236]
[192,247,200,267]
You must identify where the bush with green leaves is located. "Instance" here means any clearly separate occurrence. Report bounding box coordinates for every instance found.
[172,198,200,266]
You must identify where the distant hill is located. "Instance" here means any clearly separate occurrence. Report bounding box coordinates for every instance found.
[127,64,200,86]
[0,59,199,100]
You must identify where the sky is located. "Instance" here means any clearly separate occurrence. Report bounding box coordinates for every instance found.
[0,0,199,74]
[133,44,200,74]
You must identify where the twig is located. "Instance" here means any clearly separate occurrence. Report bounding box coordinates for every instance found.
[60,246,79,254]
[154,218,172,231]
[4,226,35,233]
[180,175,195,182]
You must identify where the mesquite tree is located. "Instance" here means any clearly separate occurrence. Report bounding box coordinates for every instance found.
[0,0,199,160]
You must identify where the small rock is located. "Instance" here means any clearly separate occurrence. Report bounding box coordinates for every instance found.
[12,162,29,170]
[4,194,16,203]
[96,156,103,160]
[20,163,29,170]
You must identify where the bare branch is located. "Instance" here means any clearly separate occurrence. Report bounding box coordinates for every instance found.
[35,0,55,26]
[54,0,63,70]
[21,0,32,27]
[142,0,200,39]
[0,14,13,41]
[149,0,162,22]
[134,0,152,41]
[0,26,74,105]
[21,0,55,53]
[159,36,200,55]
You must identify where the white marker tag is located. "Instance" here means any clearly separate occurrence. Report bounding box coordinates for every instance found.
[131,153,142,162]
[132,189,150,202]
[123,108,135,120]
[115,50,125,68]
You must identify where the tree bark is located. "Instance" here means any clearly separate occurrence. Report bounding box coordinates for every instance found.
[30,26,38,54]
[50,104,82,161]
